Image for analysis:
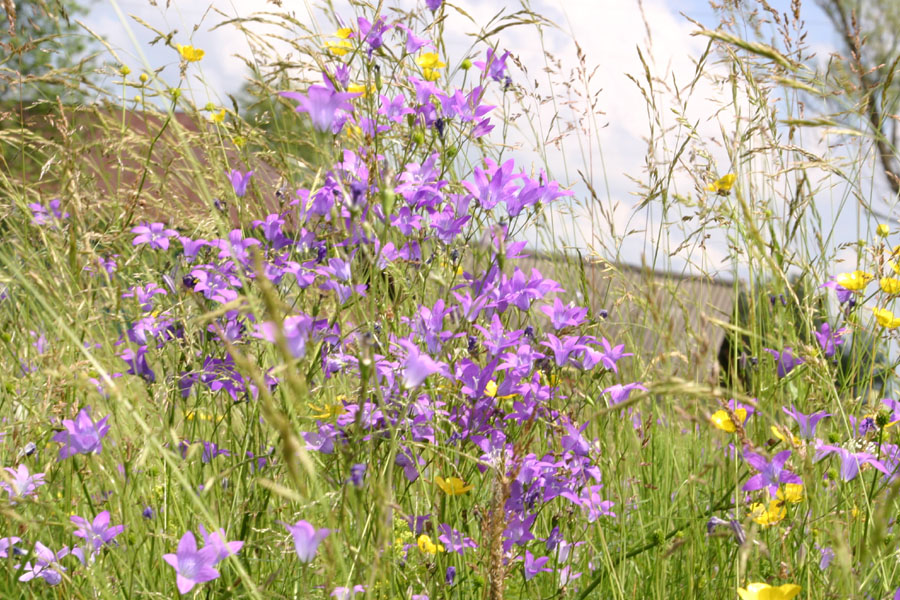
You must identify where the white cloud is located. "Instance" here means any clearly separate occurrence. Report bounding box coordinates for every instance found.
[81,0,859,278]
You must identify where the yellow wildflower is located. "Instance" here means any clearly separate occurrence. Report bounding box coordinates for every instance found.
[873,307,900,329]
[749,500,786,527]
[711,408,745,433]
[210,108,226,123]
[881,277,900,295]
[705,173,736,195]
[417,534,444,554]
[737,583,801,600]
[416,52,446,81]
[777,483,803,504]
[435,476,474,495]
[878,223,891,237]
[176,44,204,62]
[835,270,872,291]
[347,83,373,97]
[770,425,800,447]
[325,27,353,56]
[307,399,347,420]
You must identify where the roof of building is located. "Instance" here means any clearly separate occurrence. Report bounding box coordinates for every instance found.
[517,251,737,382]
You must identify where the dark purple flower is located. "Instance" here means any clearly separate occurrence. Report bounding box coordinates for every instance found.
[706,516,745,545]
[131,222,177,250]
[742,449,802,497]
[280,86,359,133]
[51,406,110,460]
[782,405,830,440]
[764,347,804,378]
[425,0,442,10]
[348,463,366,488]
[445,566,456,585]
[0,536,22,558]
[120,345,156,382]
[163,531,220,595]
[814,322,845,359]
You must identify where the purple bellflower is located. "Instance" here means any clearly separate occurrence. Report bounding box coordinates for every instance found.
[163,531,220,595]
[814,322,845,359]
[783,405,831,440]
[71,511,124,554]
[282,520,329,563]
[227,169,254,197]
[398,339,442,388]
[523,550,551,580]
[764,347,804,378]
[18,542,68,586]
[131,222,178,251]
[198,524,243,564]
[815,444,892,481]
[1,464,45,502]
[280,86,359,133]
[742,449,802,497]
[51,406,110,460]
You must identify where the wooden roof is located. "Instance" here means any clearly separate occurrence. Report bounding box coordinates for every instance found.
[517,252,737,382]
[2,105,284,224]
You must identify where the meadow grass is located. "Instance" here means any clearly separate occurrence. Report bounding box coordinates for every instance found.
[1,1,900,599]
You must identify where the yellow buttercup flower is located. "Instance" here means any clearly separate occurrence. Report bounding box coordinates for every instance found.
[307,399,347,420]
[347,83,374,97]
[435,476,474,495]
[210,108,226,123]
[417,534,444,554]
[881,277,900,295]
[176,44,204,62]
[749,500,786,527]
[770,425,801,447]
[873,307,900,329]
[416,52,446,81]
[711,408,745,433]
[835,270,872,291]
[325,27,353,56]
[877,223,891,237]
[737,583,801,600]
[777,483,803,504]
[705,173,736,195]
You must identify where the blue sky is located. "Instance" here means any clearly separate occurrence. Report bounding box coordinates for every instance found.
[77,0,884,279]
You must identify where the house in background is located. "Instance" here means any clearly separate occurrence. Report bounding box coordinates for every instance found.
[518,252,738,383]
